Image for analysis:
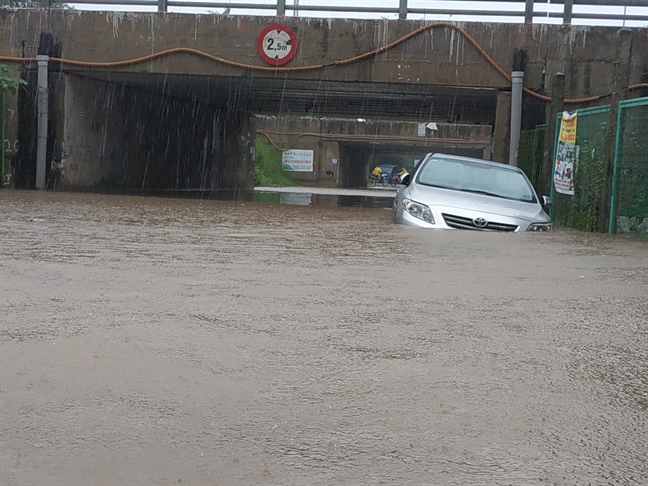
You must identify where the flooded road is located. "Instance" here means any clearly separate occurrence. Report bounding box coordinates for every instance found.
[1,190,647,486]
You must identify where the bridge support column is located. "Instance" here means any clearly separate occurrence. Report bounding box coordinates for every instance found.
[215,110,256,196]
[543,72,565,207]
[492,91,511,164]
[36,55,49,189]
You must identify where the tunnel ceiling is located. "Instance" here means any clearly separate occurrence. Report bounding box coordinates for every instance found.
[70,71,498,125]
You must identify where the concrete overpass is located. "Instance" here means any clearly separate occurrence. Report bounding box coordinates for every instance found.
[1,9,646,191]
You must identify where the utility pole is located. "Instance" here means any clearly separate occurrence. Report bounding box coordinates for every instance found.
[600,29,633,233]
[36,55,49,189]
[545,72,565,218]
[509,71,524,166]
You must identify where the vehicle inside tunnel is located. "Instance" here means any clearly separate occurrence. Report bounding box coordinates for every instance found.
[338,142,490,189]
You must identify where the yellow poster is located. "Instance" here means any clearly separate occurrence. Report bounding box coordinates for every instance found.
[553,111,578,195]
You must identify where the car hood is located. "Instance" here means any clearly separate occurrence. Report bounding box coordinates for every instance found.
[406,184,550,223]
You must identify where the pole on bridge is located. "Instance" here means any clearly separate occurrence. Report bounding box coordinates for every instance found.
[36,55,49,190]
[546,73,565,221]
[158,0,167,13]
[602,29,633,234]
[277,0,286,16]
[509,71,524,167]
[563,0,573,24]
[399,0,408,20]
[524,0,534,23]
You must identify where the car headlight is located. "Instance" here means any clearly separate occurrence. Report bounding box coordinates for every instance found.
[527,223,553,232]
[403,198,435,224]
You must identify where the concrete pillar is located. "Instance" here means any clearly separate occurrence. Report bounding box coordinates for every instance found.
[601,28,633,234]
[543,73,565,204]
[221,111,256,196]
[509,71,524,166]
[492,91,511,164]
[36,55,49,190]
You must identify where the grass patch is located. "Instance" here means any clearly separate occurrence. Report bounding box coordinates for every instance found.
[255,138,296,187]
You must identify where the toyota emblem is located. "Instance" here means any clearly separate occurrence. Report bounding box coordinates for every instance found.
[473,217,488,228]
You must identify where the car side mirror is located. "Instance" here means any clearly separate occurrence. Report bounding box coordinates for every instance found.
[399,173,411,186]
[542,196,552,207]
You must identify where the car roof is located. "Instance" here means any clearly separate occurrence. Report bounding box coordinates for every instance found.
[426,153,524,172]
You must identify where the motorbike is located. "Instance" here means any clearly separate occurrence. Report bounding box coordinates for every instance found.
[388,173,401,187]
[367,173,390,187]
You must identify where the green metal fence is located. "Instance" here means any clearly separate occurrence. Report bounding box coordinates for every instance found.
[546,97,648,234]
[610,98,648,234]
[518,123,548,195]
[550,106,610,232]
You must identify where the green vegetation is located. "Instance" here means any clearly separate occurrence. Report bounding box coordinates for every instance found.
[0,64,25,93]
[254,138,296,187]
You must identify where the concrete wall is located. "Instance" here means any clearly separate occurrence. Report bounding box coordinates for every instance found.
[48,73,254,192]
[61,76,127,187]
[2,88,19,187]
[257,117,341,187]
[2,11,646,96]
[257,116,492,187]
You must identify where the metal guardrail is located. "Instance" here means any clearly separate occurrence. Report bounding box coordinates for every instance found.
[4,0,647,24]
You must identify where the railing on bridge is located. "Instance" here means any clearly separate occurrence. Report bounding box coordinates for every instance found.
[12,0,648,26]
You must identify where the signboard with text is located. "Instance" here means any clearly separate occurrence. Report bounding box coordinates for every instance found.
[282,149,313,172]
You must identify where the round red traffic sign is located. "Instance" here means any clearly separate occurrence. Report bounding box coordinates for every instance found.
[257,24,298,66]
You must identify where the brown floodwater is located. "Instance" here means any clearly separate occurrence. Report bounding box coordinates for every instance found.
[1,189,647,485]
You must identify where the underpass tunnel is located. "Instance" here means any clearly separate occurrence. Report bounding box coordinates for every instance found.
[338,142,491,189]
[338,143,369,189]
[14,71,256,194]
[12,56,496,193]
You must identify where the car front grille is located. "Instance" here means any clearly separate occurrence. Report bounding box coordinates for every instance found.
[442,213,518,232]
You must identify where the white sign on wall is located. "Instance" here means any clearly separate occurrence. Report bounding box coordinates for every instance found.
[282,149,314,172]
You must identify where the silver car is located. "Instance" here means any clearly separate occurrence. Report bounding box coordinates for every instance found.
[394,153,552,232]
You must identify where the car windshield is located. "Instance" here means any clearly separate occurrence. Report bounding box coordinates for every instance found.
[416,156,537,203]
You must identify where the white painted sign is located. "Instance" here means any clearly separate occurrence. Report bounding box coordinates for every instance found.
[282,149,314,172]
[417,123,426,137]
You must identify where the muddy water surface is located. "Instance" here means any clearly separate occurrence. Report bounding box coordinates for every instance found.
[1,190,647,485]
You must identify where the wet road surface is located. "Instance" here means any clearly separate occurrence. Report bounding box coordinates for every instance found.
[1,190,647,485]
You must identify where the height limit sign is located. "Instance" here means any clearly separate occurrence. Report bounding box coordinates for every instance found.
[257,24,297,66]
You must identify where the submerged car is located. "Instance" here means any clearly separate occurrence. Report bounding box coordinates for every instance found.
[394,153,552,232]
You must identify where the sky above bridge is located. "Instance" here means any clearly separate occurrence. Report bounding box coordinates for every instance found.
[64,1,648,28]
